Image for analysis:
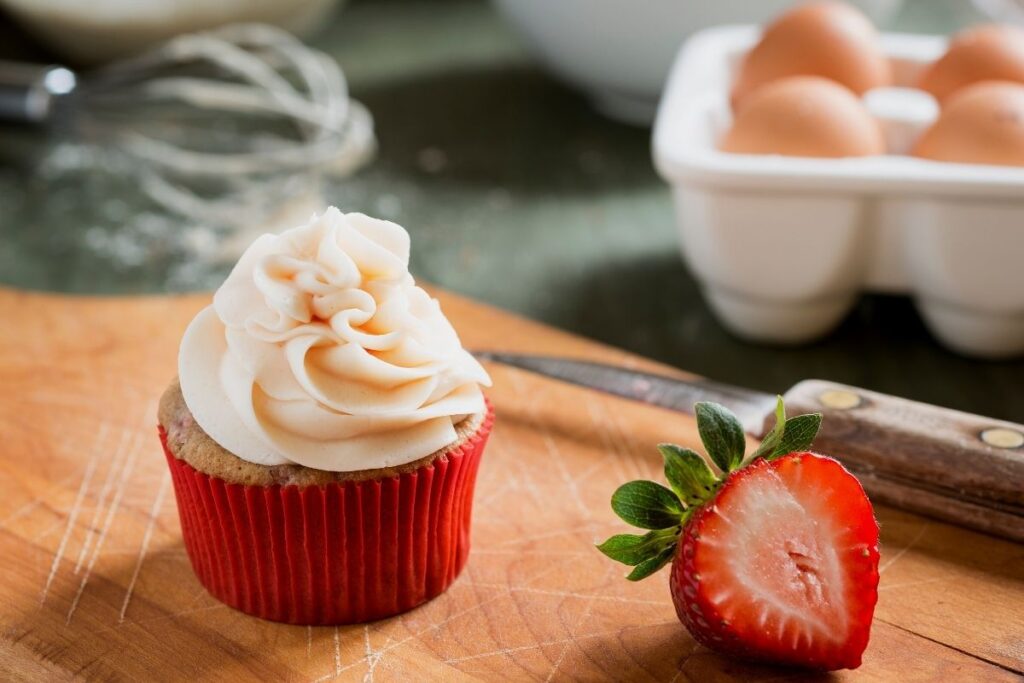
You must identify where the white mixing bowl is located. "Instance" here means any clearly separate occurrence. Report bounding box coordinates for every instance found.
[1,0,343,64]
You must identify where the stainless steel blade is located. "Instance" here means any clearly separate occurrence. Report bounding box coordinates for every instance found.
[474,352,777,434]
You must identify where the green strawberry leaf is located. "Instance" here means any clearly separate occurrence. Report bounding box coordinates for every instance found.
[626,544,676,581]
[659,443,718,506]
[750,396,787,461]
[770,412,822,459]
[695,402,747,473]
[610,480,684,530]
[600,396,833,583]
[596,529,678,566]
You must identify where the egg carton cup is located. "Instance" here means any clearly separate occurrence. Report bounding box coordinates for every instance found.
[653,25,1024,358]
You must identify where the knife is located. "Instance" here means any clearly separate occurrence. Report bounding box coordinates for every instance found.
[475,352,1024,544]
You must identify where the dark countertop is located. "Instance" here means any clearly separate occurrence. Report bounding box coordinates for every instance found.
[1,0,1021,422]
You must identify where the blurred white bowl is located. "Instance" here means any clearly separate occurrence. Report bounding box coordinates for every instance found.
[491,0,904,125]
[0,0,343,65]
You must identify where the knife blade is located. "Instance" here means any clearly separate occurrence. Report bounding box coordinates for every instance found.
[472,351,778,434]
[475,351,1024,543]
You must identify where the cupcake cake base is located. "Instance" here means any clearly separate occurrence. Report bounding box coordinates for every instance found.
[159,381,494,625]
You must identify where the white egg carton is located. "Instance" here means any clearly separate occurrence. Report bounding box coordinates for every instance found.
[653,25,1024,358]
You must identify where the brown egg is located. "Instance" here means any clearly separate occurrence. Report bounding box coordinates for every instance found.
[731,1,891,110]
[721,76,886,158]
[918,24,1024,103]
[913,81,1024,166]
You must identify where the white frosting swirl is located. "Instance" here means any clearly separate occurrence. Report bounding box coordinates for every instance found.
[178,207,491,472]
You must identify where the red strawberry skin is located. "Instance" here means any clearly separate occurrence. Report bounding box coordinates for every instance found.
[669,453,880,671]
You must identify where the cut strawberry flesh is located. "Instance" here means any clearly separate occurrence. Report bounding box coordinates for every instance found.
[672,453,879,670]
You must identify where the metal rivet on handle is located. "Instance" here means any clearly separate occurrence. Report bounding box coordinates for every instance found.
[980,428,1024,450]
[818,389,862,410]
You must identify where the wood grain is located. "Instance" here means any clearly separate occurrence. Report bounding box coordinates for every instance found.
[0,287,1022,682]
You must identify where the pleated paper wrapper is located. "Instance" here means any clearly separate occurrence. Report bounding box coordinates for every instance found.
[159,405,494,625]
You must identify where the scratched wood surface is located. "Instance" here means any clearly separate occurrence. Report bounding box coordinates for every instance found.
[1,287,1022,682]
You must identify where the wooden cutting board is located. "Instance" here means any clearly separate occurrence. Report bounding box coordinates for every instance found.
[1,287,1022,682]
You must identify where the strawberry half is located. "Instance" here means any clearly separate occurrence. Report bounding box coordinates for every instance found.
[598,398,879,671]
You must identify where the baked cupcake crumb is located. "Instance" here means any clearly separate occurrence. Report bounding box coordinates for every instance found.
[159,379,484,487]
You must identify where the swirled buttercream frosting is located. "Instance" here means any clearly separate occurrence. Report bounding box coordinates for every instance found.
[178,208,491,471]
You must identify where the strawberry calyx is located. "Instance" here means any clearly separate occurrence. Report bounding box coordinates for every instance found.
[597,397,822,580]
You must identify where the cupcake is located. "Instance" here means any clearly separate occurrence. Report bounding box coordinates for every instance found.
[158,207,493,625]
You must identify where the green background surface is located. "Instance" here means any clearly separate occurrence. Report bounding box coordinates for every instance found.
[1,0,1021,422]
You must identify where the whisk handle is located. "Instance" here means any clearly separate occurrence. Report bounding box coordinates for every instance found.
[0,61,77,124]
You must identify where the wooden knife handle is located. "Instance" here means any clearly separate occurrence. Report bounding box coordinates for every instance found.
[779,379,1024,544]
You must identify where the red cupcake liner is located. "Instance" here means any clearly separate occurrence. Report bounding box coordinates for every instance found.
[160,403,493,625]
